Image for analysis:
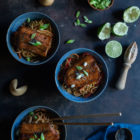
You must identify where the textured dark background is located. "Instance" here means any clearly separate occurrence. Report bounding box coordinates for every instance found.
[0,0,140,140]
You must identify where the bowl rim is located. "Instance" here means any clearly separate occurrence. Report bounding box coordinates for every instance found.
[55,48,109,103]
[11,105,67,140]
[88,0,114,11]
[6,12,60,66]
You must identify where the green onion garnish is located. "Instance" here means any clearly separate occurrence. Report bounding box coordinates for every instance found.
[76,66,83,71]
[66,39,75,44]
[27,18,31,23]
[76,11,80,18]
[83,70,89,76]
[29,138,35,140]
[40,133,45,140]
[34,134,37,139]
[26,57,31,62]
[29,112,34,116]
[29,41,42,46]
[34,115,38,120]
[80,23,87,28]
[76,19,80,26]
[83,16,93,24]
[31,33,36,39]
[40,24,49,30]
[38,139,41,140]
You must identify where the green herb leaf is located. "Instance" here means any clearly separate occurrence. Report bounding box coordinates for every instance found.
[83,16,93,24]
[34,115,38,120]
[40,24,49,30]
[31,33,36,39]
[83,70,89,76]
[29,112,34,116]
[38,139,41,140]
[66,39,75,44]
[34,134,37,139]
[27,18,31,23]
[26,57,31,62]
[76,66,83,71]
[76,19,80,26]
[29,41,42,46]
[29,138,35,140]
[76,11,80,18]
[80,23,87,28]
[40,133,45,140]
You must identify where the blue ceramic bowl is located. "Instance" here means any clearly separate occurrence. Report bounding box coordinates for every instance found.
[11,106,67,140]
[6,12,60,65]
[55,48,109,103]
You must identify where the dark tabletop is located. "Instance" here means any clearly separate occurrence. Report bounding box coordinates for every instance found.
[0,0,140,140]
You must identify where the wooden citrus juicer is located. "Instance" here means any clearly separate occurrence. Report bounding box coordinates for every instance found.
[116,42,138,90]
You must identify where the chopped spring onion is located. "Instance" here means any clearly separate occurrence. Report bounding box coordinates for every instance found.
[80,23,87,28]
[34,115,38,120]
[76,73,84,79]
[66,39,75,44]
[83,62,88,66]
[83,16,93,24]
[76,11,80,18]
[29,41,42,46]
[83,70,89,76]
[76,66,83,70]
[27,18,31,23]
[40,133,45,140]
[29,112,34,116]
[29,138,35,140]
[26,57,31,62]
[34,134,37,139]
[71,84,75,88]
[31,33,36,39]
[40,24,49,30]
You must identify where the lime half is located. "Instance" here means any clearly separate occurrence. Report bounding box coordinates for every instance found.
[105,40,123,58]
[113,22,128,36]
[98,22,111,40]
[123,6,140,23]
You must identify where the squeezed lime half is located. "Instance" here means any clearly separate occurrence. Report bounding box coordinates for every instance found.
[112,22,128,36]
[123,6,140,23]
[105,40,123,58]
[98,22,111,40]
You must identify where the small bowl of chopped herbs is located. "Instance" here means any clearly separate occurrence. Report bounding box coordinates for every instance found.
[88,0,114,11]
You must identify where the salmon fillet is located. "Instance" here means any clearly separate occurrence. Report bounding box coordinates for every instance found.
[17,26,53,57]
[65,55,101,88]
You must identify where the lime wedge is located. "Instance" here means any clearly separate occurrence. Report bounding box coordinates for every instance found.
[112,22,128,36]
[105,40,123,58]
[123,6,140,23]
[98,22,111,40]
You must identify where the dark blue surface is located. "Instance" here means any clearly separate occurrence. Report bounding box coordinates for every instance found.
[0,0,140,140]
[55,48,109,103]
[11,106,66,140]
[6,12,60,66]
[88,123,140,140]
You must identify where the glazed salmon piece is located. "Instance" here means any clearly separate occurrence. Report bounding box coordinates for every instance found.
[65,55,101,88]
[17,26,53,57]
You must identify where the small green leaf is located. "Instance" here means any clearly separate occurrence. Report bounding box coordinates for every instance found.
[31,33,36,39]
[27,18,31,23]
[76,19,80,26]
[34,115,38,120]
[29,112,34,116]
[29,138,35,140]
[80,23,87,28]
[40,24,49,30]
[76,11,80,18]
[38,139,41,140]
[26,57,31,62]
[83,70,89,76]
[66,39,75,44]
[29,41,42,46]
[83,16,93,24]
[76,66,83,71]
[40,133,45,140]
